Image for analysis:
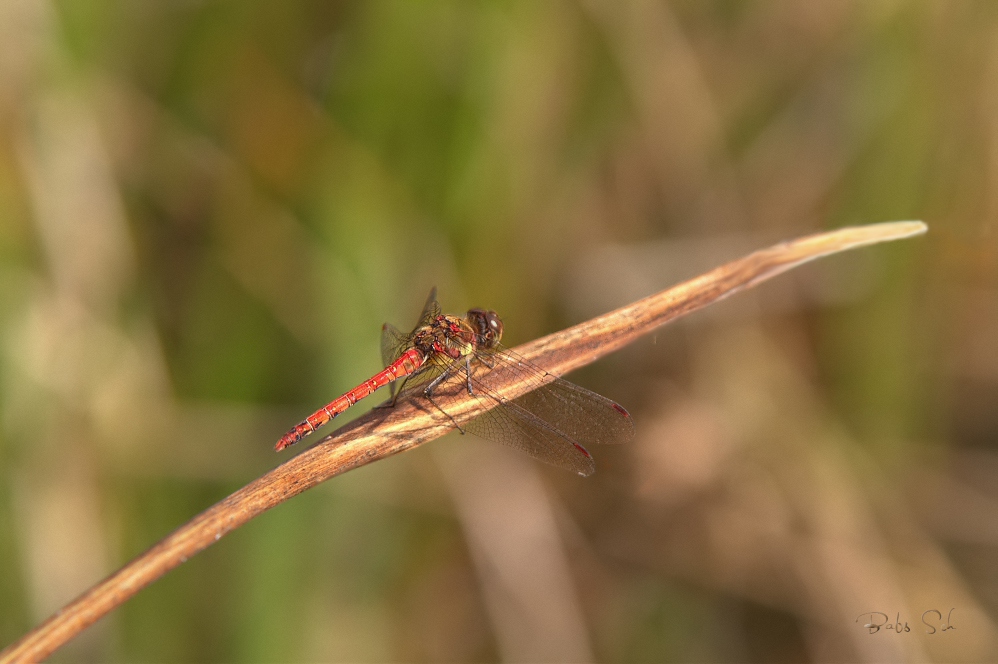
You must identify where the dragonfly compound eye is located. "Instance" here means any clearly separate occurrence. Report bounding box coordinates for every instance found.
[486,311,503,342]
[467,308,502,346]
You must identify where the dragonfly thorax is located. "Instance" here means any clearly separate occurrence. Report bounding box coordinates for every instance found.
[411,314,479,361]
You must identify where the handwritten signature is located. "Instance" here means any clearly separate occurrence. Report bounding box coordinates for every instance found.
[856,609,956,635]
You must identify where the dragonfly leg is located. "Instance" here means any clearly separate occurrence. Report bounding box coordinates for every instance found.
[424,365,466,434]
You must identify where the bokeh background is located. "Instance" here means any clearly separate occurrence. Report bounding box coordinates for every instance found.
[1,1,996,662]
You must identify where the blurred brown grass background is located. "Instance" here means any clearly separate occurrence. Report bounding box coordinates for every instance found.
[0,1,994,661]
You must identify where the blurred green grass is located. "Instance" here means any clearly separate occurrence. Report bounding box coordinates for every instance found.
[1,1,996,662]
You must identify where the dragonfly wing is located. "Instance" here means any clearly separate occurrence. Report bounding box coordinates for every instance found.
[381,323,409,367]
[489,375,635,448]
[380,323,409,400]
[419,287,439,322]
[382,287,443,366]
[458,351,633,476]
[463,393,598,476]
[470,347,635,448]
[381,288,443,398]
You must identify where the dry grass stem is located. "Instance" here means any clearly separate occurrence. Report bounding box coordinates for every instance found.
[0,221,926,663]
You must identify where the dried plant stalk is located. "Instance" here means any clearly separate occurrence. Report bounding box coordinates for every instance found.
[0,221,926,663]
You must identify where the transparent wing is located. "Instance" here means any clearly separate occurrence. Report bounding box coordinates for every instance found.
[472,348,633,441]
[406,345,633,476]
[381,288,444,398]
[464,390,599,476]
[380,323,409,368]
[418,287,441,324]
[382,287,442,364]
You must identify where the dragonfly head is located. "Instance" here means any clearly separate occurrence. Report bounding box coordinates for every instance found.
[467,308,503,348]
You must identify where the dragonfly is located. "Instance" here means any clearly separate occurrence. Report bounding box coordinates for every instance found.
[275,289,633,475]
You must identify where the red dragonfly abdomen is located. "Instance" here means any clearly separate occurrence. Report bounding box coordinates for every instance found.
[275,347,425,451]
